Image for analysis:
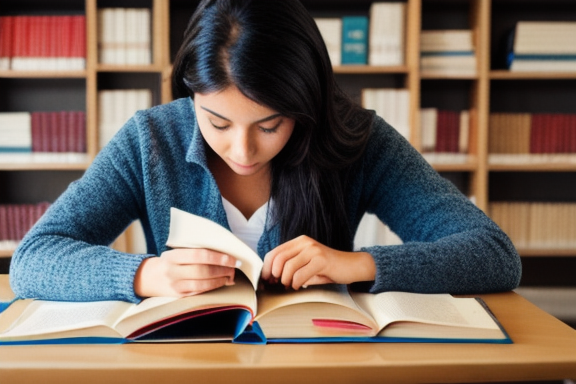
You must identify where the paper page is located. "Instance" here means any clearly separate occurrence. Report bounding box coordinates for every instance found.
[0,300,131,338]
[352,291,500,331]
[166,207,263,289]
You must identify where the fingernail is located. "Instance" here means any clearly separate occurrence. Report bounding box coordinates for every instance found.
[235,260,242,268]
[226,280,236,286]
[302,285,308,289]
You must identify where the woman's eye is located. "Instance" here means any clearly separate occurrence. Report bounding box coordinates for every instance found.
[209,120,229,130]
[259,121,282,134]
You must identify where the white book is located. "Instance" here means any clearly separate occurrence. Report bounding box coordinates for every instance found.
[369,2,406,66]
[420,30,474,52]
[314,18,342,66]
[136,9,151,65]
[420,108,437,152]
[0,112,32,150]
[98,8,116,64]
[514,21,576,55]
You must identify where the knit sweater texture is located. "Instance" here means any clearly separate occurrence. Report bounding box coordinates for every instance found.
[10,98,522,303]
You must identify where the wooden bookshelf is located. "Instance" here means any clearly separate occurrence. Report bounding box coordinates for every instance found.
[0,0,575,264]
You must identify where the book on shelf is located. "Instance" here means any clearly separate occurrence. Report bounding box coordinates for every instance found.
[0,112,31,153]
[0,202,50,252]
[368,2,405,66]
[98,8,151,66]
[420,108,470,155]
[314,18,342,66]
[0,111,86,157]
[0,15,85,71]
[490,202,576,250]
[420,30,476,75]
[506,21,576,72]
[488,113,576,160]
[361,88,410,140]
[98,89,152,149]
[341,16,368,65]
[0,207,511,345]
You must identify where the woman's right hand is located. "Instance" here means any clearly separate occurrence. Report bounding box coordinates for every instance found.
[134,249,239,298]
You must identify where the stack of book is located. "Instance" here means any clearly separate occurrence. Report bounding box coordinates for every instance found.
[0,112,31,153]
[98,89,152,149]
[98,8,151,65]
[0,202,51,251]
[0,111,86,154]
[490,202,576,250]
[314,2,405,66]
[420,108,470,163]
[488,112,576,164]
[0,15,86,71]
[361,88,410,139]
[507,21,576,72]
[420,30,476,76]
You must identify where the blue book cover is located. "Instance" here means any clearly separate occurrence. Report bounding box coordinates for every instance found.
[341,16,368,65]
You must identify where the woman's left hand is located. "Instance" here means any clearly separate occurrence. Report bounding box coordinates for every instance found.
[261,235,376,290]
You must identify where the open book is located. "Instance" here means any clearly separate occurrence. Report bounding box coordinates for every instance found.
[0,208,511,344]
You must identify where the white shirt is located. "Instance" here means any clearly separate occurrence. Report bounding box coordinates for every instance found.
[222,197,270,254]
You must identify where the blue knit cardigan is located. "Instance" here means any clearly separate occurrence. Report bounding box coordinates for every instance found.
[10,98,521,303]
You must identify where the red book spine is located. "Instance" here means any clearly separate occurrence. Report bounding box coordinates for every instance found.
[39,16,50,60]
[6,205,17,241]
[71,16,86,59]
[435,110,450,153]
[447,110,460,153]
[12,16,24,59]
[49,111,59,152]
[39,112,50,152]
[0,16,15,65]
[31,112,41,152]
[78,111,87,152]
[0,205,7,241]
[570,114,576,153]
[48,16,58,61]
[530,113,544,154]
[67,111,76,152]
[55,111,69,152]
[28,16,40,61]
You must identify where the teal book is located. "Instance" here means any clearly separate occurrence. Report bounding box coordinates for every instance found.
[341,16,368,64]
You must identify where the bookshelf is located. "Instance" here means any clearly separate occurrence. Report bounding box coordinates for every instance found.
[0,1,575,307]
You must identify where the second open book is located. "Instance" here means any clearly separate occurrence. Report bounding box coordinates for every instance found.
[0,208,511,344]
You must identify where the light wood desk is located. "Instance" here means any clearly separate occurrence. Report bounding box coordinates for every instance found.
[1,274,575,384]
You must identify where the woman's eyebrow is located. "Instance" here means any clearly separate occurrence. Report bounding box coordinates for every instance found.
[200,106,282,124]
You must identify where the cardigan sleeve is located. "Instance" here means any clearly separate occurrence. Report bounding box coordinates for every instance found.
[9,116,153,303]
[356,116,521,295]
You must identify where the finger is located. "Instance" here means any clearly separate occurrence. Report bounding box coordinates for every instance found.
[172,275,235,296]
[164,249,240,268]
[167,264,236,281]
[300,275,333,288]
[280,253,313,288]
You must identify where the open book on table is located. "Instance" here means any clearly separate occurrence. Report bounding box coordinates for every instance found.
[0,208,511,345]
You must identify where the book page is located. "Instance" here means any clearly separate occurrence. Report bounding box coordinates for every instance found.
[0,300,132,338]
[351,291,501,331]
[115,273,257,337]
[166,207,263,289]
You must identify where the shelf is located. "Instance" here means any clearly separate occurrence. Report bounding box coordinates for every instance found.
[0,250,13,259]
[489,155,576,172]
[333,65,409,74]
[0,154,91,171]
[96,64,168,73]
[518,248,576,257]
[490,70,576,80]
[0,70,87,79]
[420,73,479,80]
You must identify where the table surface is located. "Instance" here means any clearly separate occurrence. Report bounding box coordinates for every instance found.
[1,275,575,384]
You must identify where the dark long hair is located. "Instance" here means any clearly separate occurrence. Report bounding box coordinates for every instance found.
[173,0,373,251]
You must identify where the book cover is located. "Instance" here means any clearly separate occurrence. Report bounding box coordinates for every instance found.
[341,16,368,65]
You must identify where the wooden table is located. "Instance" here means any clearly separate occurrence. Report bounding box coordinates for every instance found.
[1,275,575,384]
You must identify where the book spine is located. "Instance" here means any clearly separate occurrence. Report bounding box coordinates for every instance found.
[341,16,368,65]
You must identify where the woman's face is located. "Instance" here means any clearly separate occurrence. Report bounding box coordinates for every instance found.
[194,86,295,177]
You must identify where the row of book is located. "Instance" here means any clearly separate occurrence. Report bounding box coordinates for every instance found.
[420,30,476,76]
[489,113,576,155]
[0,202,50,251]
[420,108,470,154]
[361,88,410,140]
[489,202,576,249]
[0,15,86,71]
[0,111,86,154]
[98,89,153,149]
[507,21,576,72]
[98,8,151,66]
[314,2,405,66]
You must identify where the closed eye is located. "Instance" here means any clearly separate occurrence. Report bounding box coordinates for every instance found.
[259,120,282,134]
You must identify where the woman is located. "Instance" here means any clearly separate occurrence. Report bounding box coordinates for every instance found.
[10,0,521,303]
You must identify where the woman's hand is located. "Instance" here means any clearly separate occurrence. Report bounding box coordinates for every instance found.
[134,249,239,298]
[261,235,376,290]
